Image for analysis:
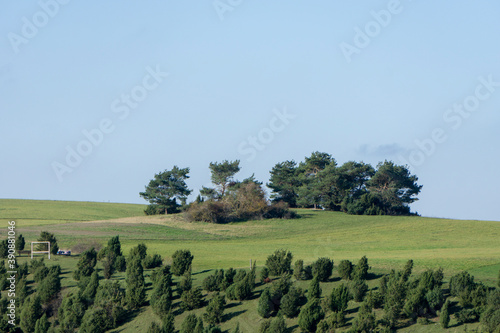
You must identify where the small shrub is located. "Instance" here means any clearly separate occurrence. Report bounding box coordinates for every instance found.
[171,249,194,276]
[350,279,368,302]
[455,308,479,324]
[327,283,350,312]
[257,288,273,318]
[337,259,353,280]
[181,287,203,311]
[204,293,226,325]
[312,257,334,282]
[353,256,369,280]
[260,267,269,283]
[144,254,163,269]
[440,299,450,329]
[266,249,293,276]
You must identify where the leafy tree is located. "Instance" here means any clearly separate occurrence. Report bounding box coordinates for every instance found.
[327,283,350,312]
[382,270,407,328]
[367,161,422,215]
[440,299,450,328]
[338,259,353,280]
[125,257,146,309]
[350,279,368,302]
[258,288,273,318]
[316,312,346,332]
[298,298,325,333]
[267,160,300,207]
[353,256,369,280]
[74,248,97,280]
[308,275,322,299]
[140,166,192,214]
[208,160,240,198]
[171,249,194,276]
[144,254,163,269]
[16,234,25,256]
[37,231,59,255]
[204,293,226,325]
[20,294,42,333]
[312,257,333,282]
[266,249,293,276]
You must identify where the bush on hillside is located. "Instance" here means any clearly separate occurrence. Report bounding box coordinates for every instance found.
[312,257,334,282]
[266,249,293,276]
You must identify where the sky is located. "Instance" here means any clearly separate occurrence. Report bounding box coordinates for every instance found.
[1,1,499,221]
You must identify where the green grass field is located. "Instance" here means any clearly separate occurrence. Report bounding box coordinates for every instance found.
[2,199,499,332]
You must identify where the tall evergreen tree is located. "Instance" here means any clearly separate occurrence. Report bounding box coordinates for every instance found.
[16,234,25,256]
[257,288,273,318]
[125,257,146,309]
[267,160,300,207]
[20,294,42,333]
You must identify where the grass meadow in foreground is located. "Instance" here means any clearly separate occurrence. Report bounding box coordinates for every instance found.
[1,199,499,332]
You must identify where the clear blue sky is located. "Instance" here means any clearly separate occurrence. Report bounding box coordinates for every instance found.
[1,1,499,221]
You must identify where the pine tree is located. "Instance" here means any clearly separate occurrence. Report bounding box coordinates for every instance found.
[194,317,204,333]
[440,299,450,329]
[298,298,324,333]
[20,294,42,333]
[162,311,175,333]
[257,288,273,318]
[308,275,322,299]
[82,270,99,304]
[353,256,369,280]
[269,314,287,333]
[16,234,25,256]
[204,293,226,324]
[125,257,146,309]
[34,313,50,333]
[180,314,198,333]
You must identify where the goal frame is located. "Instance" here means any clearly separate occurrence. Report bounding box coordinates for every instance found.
[31,241,51,259]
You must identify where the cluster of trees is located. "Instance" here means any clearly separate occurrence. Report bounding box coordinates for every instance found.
[268,151,422,215]
[7,239,500,332]
[140,152,422,222]
[0,232,59,260]
[141,160,296,223]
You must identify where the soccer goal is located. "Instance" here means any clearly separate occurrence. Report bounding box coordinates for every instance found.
[31,241,51,259]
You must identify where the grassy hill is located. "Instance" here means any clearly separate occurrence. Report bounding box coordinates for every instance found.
[2,199,499,332]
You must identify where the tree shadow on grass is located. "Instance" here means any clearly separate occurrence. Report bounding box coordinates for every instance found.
[223,309,247,322]
[366,272,383,281]
[225,301,242,309]
[118,307,146,327]
[345,306,360,315]
[193,269,212,276]
[285,324,299,333]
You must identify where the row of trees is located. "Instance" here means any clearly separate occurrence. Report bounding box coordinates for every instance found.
[4,241,500,332]
[268,152,422,215]
[140,152,422,221]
